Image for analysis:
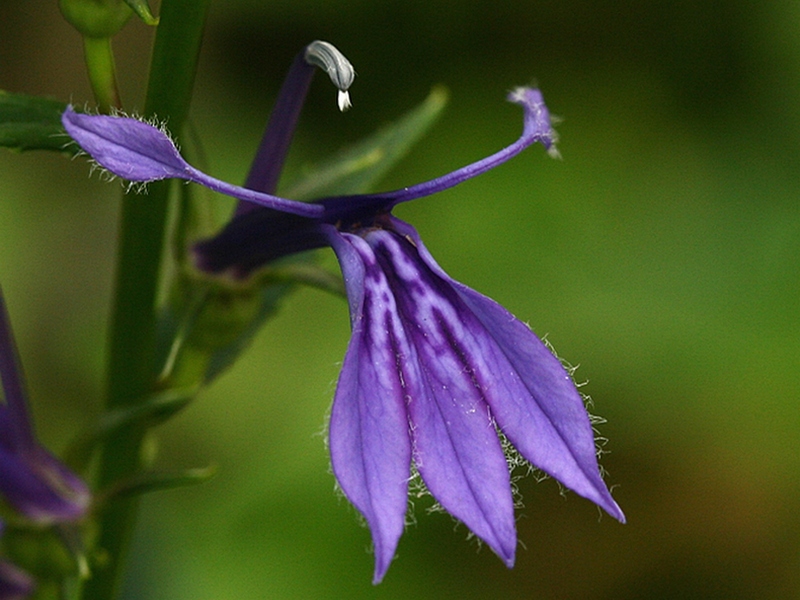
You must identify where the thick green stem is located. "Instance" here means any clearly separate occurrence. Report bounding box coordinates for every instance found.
[80,1,211,599]
[83,36,121,112]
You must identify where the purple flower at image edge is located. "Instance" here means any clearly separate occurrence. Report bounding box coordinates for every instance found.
[61,41,624,583]
[0,290,91,527]
[0,288,91,597]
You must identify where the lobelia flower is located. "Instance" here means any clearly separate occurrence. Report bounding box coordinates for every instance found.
[0,288,91,526]
[0,287,91,598]
[62,40,625,583]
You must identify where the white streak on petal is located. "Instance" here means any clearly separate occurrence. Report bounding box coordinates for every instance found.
[364,229,518,565]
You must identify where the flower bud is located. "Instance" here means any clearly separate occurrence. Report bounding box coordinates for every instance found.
[59,0,157,38]
[59,0,132,38]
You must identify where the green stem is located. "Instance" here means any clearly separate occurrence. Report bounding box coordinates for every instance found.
[83,36,121,112]
[80,1,211,599]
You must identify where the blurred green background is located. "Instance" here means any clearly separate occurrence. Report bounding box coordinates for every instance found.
[1,0,799,598]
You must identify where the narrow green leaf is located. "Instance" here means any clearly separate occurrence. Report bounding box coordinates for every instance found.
[124,0,159,25]
[0,91,72,153]
[65,389,196,472]
[96,466,217,505]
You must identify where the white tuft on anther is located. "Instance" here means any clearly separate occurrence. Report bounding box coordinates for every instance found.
[338,90,352,112]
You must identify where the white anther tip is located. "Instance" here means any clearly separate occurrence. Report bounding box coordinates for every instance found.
[338,90,352,112]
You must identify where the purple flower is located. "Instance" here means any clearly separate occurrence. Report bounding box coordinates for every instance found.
[0,556,35,600]
[0,288,91,526]
[62,41,624,583]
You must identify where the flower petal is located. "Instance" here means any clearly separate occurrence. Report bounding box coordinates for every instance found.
[366,228,517,565]
[62,108,323,218]
[320,86,556,219]
[61,108,190,181]
[193,210,327,277]
[0,288,90,525]
[391,218,625,523]
[326,228,412,584]
[0,289,35,452]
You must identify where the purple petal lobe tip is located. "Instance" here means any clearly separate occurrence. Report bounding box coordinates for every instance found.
[62,107,189,181]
